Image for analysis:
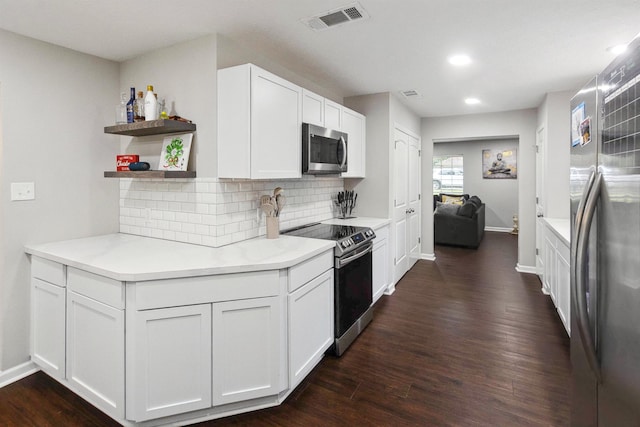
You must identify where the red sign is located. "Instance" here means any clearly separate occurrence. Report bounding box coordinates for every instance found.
[116,155,139,171]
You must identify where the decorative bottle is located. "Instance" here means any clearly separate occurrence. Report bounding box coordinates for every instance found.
[144,85,158,121]
[126,87,135,123]
[134,91,145,122]
[115,92,127,124]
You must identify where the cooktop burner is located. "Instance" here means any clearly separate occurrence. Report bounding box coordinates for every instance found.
[282,222,375,256]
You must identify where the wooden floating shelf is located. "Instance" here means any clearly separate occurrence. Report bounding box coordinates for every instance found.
[104,119,196,137]
[104,171,196,179]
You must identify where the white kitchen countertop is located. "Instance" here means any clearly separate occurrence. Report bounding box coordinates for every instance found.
[544,217,570,246]
[25,233,335,282]
[322,216,391,230]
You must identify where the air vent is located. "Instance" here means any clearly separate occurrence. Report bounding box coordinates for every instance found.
[400,90,422,99]
[303,3,369,31]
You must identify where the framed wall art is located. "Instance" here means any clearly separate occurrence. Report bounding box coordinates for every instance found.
[158,133,193,172]
[482,148,517,179]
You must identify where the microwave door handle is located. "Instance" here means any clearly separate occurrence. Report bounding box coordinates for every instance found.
[339,136,347,169]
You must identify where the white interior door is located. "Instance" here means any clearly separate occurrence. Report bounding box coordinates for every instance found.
[536,127,545,284]
[407,135,421,266]
[393,129,409,282]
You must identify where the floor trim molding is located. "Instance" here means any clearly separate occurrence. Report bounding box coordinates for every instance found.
[485,226,513,233]
[0,361,39,388]
[516,263,537,274]
[420,252,436,261]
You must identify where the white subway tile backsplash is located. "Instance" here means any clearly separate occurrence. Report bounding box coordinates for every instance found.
[119,176,344,247]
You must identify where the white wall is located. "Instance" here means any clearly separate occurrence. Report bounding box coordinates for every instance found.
[537,90,573,219]
[422,109,538,269]
[433,138,519,229]
[119,35,217,177]
[0,29,120,370]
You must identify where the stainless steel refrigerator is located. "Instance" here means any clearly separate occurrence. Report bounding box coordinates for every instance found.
[570,36,640,426]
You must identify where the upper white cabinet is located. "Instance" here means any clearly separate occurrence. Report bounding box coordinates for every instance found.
[218,64,302,179]
[324,99,342,130]
[341,107,366,178]
[302,89,325,126]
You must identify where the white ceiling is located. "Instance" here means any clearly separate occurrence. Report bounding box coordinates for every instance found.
[1,0,639,117]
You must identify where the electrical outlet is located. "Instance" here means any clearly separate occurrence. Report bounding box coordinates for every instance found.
[11,182,35,201]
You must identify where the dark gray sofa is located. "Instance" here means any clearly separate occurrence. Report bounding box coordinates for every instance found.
[434,196,485,248]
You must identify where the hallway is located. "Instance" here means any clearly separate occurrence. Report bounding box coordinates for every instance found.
[0,232,570,426]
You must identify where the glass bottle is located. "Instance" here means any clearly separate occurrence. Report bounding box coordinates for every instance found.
[115,92,127,124]
[126,87,135,123]
[134,91,145,122]
[144,85,158,121]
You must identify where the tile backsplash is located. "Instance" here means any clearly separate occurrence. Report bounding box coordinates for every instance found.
[119,176,344,247]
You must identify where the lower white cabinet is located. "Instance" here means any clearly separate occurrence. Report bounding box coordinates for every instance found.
[67,290,125,419]
[542,221,570,336]
[288,269,334,389]
[212,297,281,405]
[129,304,212,421]
[31,277,66,380]
[372,225,390,303]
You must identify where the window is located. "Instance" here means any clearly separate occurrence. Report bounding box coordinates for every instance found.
[433,155,464,195]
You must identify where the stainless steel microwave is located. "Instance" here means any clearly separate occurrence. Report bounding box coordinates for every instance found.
[302,123,348,175]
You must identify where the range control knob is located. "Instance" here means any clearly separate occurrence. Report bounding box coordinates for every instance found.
[341,241,349,248]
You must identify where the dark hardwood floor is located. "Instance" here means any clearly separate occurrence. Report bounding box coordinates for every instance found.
[0,232,570,426]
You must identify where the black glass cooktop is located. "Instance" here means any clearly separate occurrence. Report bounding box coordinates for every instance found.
[282,223,366,241]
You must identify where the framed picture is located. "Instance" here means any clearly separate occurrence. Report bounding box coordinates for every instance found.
[482,148,517,179]
[158,133,193,171]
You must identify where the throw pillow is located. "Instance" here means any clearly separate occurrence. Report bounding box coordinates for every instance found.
[469,195,482,205]
[457,201,477,218]
[435,201,460,215]
[441,194,465,205]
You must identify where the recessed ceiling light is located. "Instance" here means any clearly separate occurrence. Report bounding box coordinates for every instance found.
[465,97,481,105]
[448,54,472,66]
[607,44,628,55]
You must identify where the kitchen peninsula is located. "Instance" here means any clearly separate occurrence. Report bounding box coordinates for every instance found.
[26,233,336,426]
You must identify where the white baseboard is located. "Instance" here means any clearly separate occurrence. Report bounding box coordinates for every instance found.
[516,263,537,274]
[485,226,513,233]
[0,361,39,388]
[420,252,436,261]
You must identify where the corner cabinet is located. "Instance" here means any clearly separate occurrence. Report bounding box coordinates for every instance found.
[218,64,302,179]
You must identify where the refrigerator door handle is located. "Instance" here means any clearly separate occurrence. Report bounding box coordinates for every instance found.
[573,170,602,383]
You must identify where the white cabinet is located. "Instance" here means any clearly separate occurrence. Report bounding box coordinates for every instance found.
[324,99,342,130]
[212,297,281,405]
[129,304,212,421]
[372,225,390,303]
[31,275,66,380]
[341,107,366,178]
[67,290,125,419]
[542,221,570,336]
[288,268,334,389]
[218,63,302,179]
[302,89,325,126]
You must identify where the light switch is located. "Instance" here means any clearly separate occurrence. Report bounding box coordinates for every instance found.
[11,182,35,201]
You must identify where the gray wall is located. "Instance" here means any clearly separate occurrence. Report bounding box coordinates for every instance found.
[433,138,519,229]
[422,109,538,270]
[0,29,120,370]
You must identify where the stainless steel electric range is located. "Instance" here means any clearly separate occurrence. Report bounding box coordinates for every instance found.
[282,222,376,356]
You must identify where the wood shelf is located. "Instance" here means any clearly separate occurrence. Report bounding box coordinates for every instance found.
[104,119,196,137]
[104,171,196,179]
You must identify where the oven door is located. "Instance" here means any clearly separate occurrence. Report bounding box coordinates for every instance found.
[335,243,372,338]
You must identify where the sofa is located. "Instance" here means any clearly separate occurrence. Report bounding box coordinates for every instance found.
[433,194,485,248]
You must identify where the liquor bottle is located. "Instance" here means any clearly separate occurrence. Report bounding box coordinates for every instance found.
[134,91,145,122]
[126,87,135,123]
[115,92,127,124]
[144,85,158,121]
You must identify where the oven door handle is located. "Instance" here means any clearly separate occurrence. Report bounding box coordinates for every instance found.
[337,243,372,269]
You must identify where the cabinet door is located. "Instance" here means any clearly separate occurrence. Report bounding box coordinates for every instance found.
[288,269,334,389]
[372,236,389,304]
[31,278,66,380]
[250,67,302,179]
[129,304,212,421]
[544,234,557,304]
[302,89,324,126]
[212,297,280,405]
[324,99,342,130]
[557,243,571,336]
[341,107,366,178]
[67,291,124,419]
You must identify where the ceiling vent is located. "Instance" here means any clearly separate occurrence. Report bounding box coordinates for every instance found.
[400,90,422,99]
[303,3,370,31]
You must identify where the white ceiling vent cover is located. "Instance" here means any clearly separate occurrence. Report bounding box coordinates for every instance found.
[303,3,370,31]
[400,90,422,99]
